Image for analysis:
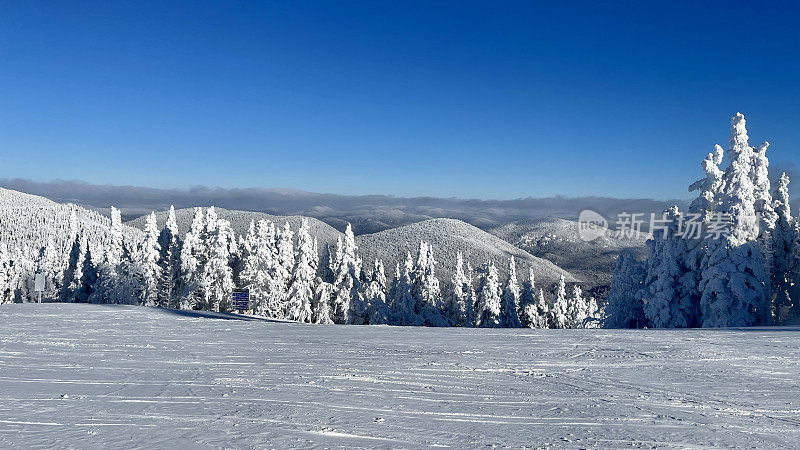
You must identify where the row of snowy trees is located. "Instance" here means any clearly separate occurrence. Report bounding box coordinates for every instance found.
[605,113,800,328]
[0,203,599,328]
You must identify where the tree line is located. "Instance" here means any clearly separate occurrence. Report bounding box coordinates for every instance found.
[0,203,599,328]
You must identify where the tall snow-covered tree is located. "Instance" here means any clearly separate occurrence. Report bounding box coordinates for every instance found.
[642,207,699,328]
[391,254,423,326]
[180,207,206,309]
[751,142,777,235]
[568,284,588,328]
[331,224,366,324]
[157,205,182,308]
[549,274,569,329]
[689,145,726,220]
[364,259,391,324]
[500,256,521,328]
[312,278,335,324]
[274,221,295,316]
[286,219,315,322]
[75,245,98,303]
[137,212,161,306]
[203,217,234,312]
[0,244,12,304]
[36,235,60,301]
[769,173,797,323]
[475,262,502,327]
[413,242,447,326]
[60,232,85,302]
[700,113,770,327]
[242,219,279,317]
[446,252,471,326]
[604,253,647,328]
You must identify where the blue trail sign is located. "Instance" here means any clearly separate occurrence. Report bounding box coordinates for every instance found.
[232,288,250,312]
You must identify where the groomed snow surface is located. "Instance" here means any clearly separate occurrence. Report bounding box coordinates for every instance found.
[1,304,799,448]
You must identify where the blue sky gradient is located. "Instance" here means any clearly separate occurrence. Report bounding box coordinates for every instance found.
[1,1,799,199]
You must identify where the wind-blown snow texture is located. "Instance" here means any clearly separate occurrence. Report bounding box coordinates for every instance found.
[1,304,799,448]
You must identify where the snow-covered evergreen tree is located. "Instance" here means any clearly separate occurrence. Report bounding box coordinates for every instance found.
[700,113,770,327]
[604,253,647,328]
[331,224,366,324]
[642,207,698,328]
[157,205,182,308]
[689,145,726,220]
[549,274,569,329]
[568,284,588,328]
[364,260,391,324]
[75,245,98,303]
[180,207,206,309]
[391,253,423,326]
[475,262,502,327]
[312,278,335,324]
[520,267,549,328]
[60,232,85,302]
[286,219,315,322]
[274,221,295,316]
[446,252,471,326]
[203,216,234,312]
[769,173,797,323]
[413,242,447,326]
[500,256,521,328]
[137,212,161,306]
[752,142,777,235]
[0,244,12,304]
[242,219,279,317]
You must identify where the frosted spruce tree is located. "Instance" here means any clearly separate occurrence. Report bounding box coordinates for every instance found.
[604,253,647,328]
[75,244,98,303]
[414,242,447,326]
[391,253,423,326]
[568,284,588,328]
[641,207,699,328]
[700,113,770,327]
[549,274,569,329]
[203,217,234,312]
[364,259,391,324]
[475,262,502,327]
[312,278,335,324]
[500,256,521,328]
[61,232,85,302]
[137,212,161,307]
[157,205,182,308]
[91,206,124,304]
[242,220,279,317]
[0,244,11,304]
[331,224,366,324]
[286,219,315,322]
[446,252,471,326]
[274,222,295,316]
[769,173,797,322]
[751,142,777,236]
[180,207,207,309]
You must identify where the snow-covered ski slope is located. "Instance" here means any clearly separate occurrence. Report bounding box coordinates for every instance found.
[1,304,799,448]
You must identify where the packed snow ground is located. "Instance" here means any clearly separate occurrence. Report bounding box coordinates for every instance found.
[1,304,799,448]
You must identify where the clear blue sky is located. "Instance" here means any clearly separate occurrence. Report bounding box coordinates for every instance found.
[1,1,799,200]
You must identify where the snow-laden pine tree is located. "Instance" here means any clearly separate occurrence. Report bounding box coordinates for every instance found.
[0,244,11,304]
[157,205,182,308]
[331,224,367,324]
[751,142,778,235]
[604,253,647,328]
[641,207,699,328]
[568,284,588,328]
[137,212,161,306]
[274,221,295,316]
[180,207,206,309]
[242,219,279,317]
[475,262,502,327]
[500,256,521,328]
[413,242,447,326]
[549,274,569,329]
[91,206,124,304]
[61,232,85,302]
[446,252,471,326]
[312,278,335,324]
[689,145,726,220]
[585,296,600,328]
[286,219,315,322]
[391,253,423,326]
[203,217,234,312]
[364,259,391,324]
[700,113,771,327]
[769,173,797,323]
[76,244,98,303]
